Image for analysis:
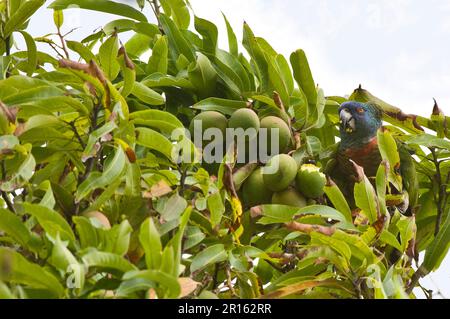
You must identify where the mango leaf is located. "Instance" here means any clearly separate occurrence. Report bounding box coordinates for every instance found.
[353,165,379,225]
[160,0,190,30]
[166,206,192,277]
[117,47,136,98]
[207,191,225,227]
[159,192,187,222]
[0,248,64,298]
[131,82,165,105]
[98,35,120,81]
[377,129,403,191]
[242,22,270,92]
[0,208,41,253]
[147,35,169,75]
[4,0,45,37]
[130,109,184,134]
[192,97,247,115]
[49,0,148,22]
[18,31,37,76]
[376,162,388,216]
[262,279,340,299]
[311,232,352,261]
[159,13,195,63]
[222,13,238,56]
[194,16,218,55]
[103,19,159,37]
[73,216,99,248]
[76,147,126,201]
[82,250,136,274]
[140,217,162,270]
[290,49,317,105]
[380,230,402,251]
[136,127,174,160]
[323,179,352,223]
[190,244,227,272]
[121,269,180,298]
[124,33,152,58]
[257,205,354,230]
[424,211,450,272]
[405,134,450,150]
[188,53,217,99]
[23,203,76,245]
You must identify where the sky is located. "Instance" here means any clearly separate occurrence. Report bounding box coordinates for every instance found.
[18,0,450,298]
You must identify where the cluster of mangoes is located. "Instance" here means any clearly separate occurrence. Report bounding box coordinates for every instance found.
[189,108,326,208]
[242,156,327,208]
[188,108,292,155]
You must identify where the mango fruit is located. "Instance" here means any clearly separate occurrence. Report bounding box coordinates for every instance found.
[262,154,297,192]
[295,164,326,199]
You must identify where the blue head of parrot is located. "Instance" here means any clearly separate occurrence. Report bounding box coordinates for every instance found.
[339,101,383,149]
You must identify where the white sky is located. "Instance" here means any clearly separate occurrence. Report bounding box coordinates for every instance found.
[18,0,450,298]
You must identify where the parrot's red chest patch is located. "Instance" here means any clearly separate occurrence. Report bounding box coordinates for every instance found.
[343,137,381,177]
[344,137,378,159]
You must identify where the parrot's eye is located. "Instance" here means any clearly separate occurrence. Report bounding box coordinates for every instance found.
[356,107,365,114]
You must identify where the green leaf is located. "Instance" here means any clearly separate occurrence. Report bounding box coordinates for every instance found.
[160,0,190,30]
[66,39,98,63]
[140,217,162,270]
[207,191,225,227]
[242,22,270,92]
[323,180,352,223]
[405,133,450,150]
[110,220,132,256]
[53,9,64,29]
[354,174,379,225]
[136,127,174,160]
[159,192,187,221]
[18,31,37,76]
[147,35,169,74]
[166,206,192,276]
[98,35,120,81]
[0,248,64,298]
[311,232,352,261]
[130,109,184,134]
[49,0,148,22]
[192,97,246,115]
[117,47,136,98]
[290,49,317,105]
[124,33,152,57]
[0,208,40,253]
[222,13,238,56]
[73,216,99,248]
[159,13,195,63]
[103,19,159,37]
[76,147,126,201]
[131,82,165,105]
[380,230,402,251]
[424,211,450,272]
[122,269,180,298]
[82,250,136,274]
[258,205,354,230]
[190,244,227,272]
[188,53,217,99]
[194,16,218,55]
[4,0,45,37]
[376,163,388,216]
[23,203,76,245]
[377,129,402,191]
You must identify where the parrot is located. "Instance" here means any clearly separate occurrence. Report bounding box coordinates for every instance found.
[325,101,419,215]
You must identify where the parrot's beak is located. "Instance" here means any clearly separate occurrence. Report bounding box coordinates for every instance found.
[340,108,356,133]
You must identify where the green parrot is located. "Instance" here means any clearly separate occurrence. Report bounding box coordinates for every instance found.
[326,101,419,214]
